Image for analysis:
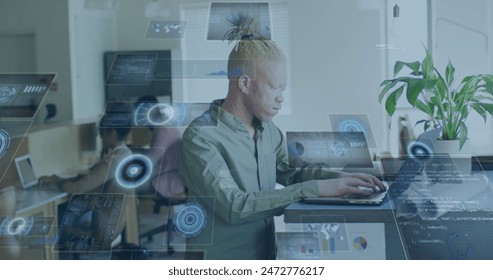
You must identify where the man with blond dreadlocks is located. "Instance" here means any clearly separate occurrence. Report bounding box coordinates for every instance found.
[180,17,385,260]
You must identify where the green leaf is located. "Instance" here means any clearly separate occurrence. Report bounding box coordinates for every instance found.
[423,79,437,90]
[473,95,493,103]
[414,100,433,116]
[478,103,493,116]
[422,52,434,78]
[385,85,404,117]
[461,75,474,84]
[445,60,455,87]
[379,79,393,87]
[459,121,468,149]
[378,80,397,103]
[394,61,421,76]
[434,71,449,100]
[405,79,425,105]
[482,75,493,94]
[471,103,487,122]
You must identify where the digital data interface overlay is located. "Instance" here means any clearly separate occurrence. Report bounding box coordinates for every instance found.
[327,114,377,148]
[286,131,373,169]
[0,73,55,118]
[383,155,493,259]
[55,193,125,253]
[0,120,32,182]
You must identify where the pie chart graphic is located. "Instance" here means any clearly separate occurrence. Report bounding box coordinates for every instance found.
[352,236,368,251]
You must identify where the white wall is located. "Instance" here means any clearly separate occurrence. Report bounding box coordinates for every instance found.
[431,0,493,155]
[68,0,118,120]
[116,0,181,50]
[275,0,387,154]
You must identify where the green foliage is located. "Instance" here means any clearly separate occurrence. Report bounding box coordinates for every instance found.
[379,51,493,149]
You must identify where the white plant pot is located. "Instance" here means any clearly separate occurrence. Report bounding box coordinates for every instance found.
[433,139,472,174]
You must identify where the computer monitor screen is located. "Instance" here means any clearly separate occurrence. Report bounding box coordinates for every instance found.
[104,51,172,102]
[15,155,37,189]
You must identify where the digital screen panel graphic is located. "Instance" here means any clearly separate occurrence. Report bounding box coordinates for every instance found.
[286,131,373,169]
[104,51,172,102]
[105,53,158,85]
[173,202,208,238]
[0,216,55,248]
[207,2,271,41]
[171,196,215,246]
[385,155,493,259]
[276,231,321,260]
[0,120,32,183]
[115,153,153,190]
[0,129,10,159]
[281,219,386,260]
[328,114,377,148]
[145,20,186,39]
[0,73,56,118]
[55,193,125,252]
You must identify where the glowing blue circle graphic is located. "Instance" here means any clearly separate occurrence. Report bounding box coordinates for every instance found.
[338,119,367,141]
[407,141,433,163]
[338,119,365,133]
[115,154,153,189]
[0,217,34,236]
[0,86,16,104]
[147,104,175,126]
[133,103,192,127]
[330,141,347,157]
[0,129,10,158]
[173,202,207,238]
[133,103,153,126]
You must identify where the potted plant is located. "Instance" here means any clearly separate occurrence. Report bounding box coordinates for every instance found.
[379,51,493,156]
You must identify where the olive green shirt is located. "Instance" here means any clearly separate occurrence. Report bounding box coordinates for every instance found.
[180,99,340,260]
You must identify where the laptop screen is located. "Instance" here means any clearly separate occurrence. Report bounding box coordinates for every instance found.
[15,155,37,188]
[286,131,373,168]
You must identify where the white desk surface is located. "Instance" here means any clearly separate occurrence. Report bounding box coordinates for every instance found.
[15,188,68,216]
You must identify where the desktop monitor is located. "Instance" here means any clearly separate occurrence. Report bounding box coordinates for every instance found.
[103,50,172,103]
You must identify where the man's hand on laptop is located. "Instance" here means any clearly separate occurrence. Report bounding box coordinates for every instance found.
[338,172,386,192]
[316,173,386,197]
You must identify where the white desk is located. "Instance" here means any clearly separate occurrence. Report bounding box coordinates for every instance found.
[14,188,69,259]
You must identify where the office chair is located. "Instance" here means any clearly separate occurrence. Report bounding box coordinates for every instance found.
[139,191,187,255]
[131,144,187,255]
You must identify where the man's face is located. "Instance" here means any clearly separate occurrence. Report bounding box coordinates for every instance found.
[247,59,287,123]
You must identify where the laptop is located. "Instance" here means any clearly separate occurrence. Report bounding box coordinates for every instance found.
[285,131,388,205]
[14,154,57,190]
[302,186,388,205]
[286,131,383,177]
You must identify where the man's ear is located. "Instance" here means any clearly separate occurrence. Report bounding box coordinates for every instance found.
[237,74,251,94]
